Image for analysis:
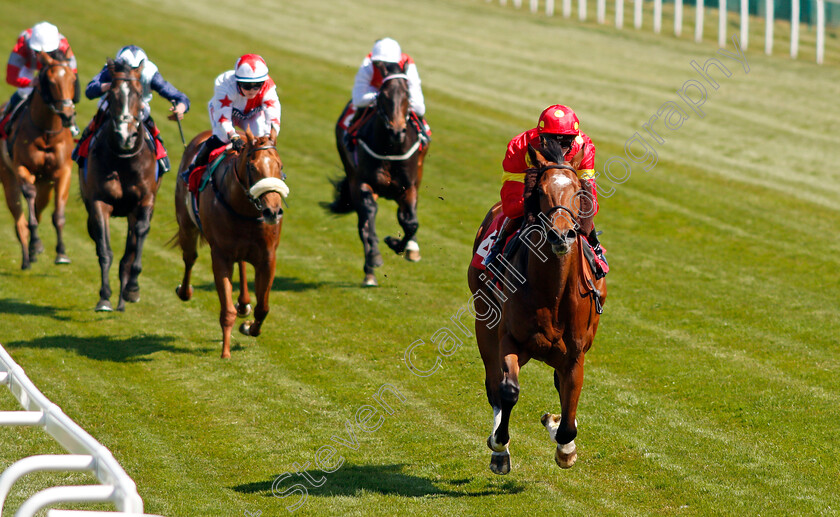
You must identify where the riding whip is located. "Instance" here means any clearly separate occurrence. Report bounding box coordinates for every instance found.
[171,100,186,149]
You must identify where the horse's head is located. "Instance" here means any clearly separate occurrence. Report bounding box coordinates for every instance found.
[375,62,410,144]
[234,127,288,225]
[36,51,77,129]
[525,142,585,256]
[105,58,144,152]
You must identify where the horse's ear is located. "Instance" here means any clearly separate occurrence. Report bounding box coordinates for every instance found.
[245,126,255,145]
[37,51,52,67]
[570,143,585,171]
[106,58,115,75]
[269,125,277,144]
[528,143,548,168]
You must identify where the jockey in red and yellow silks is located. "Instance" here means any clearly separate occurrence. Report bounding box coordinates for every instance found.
[485,104,607,278]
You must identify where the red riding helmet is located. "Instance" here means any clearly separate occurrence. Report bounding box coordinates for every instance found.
[537,104,580,136]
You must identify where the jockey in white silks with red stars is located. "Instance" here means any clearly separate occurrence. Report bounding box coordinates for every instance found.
[190,54,281,171]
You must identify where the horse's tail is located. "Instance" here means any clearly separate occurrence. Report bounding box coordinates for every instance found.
[324,176,354,214]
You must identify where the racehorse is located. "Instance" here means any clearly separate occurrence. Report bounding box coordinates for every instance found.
[78,59,161,312]
[174,128,287,359]
[0,51,77,269]
[330,62,429,286]
[467,143,606,475]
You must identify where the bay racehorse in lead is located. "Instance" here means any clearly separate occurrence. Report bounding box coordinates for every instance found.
[78,59,161,312]
[330,62,429,286]
[174,128,288,358]
[467,143,606,474]
[0,51,77,269]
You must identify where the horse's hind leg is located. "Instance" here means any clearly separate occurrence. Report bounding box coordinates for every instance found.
[542,351,585,469]
[385,187,420,262]
[240,254,275,338]
[474,291,508,474]
[30,181,52,261]
[355,183,382,286]
[51,164,72,264]
[175,221,199,302]
[86,201,114,311]
[236,261,251,317]
[118,205,153,311]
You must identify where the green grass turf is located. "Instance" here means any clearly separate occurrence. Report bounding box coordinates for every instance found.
[1,0,839,515]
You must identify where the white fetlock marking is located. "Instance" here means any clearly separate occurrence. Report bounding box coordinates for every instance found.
[559,439,576,455]
[405,240,420,252]
[489,407,509,452]
[543,413,561,442]
[250,177,289,199]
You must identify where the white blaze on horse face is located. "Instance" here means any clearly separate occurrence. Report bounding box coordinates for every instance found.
[551,174,573,189]
[117,82,132,145]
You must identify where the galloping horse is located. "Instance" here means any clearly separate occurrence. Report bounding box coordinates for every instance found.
[331,62,429,286]
[79,59,160,312]
[174,128,287,359]
[467,144,606,474]
[0,51,77,269]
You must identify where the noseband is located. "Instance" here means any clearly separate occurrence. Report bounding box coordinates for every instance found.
[540,164,583,237]
[235,144,285,213]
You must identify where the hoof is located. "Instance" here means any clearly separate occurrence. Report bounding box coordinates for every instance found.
[30,240,44,257]
[555,444,577,469]
[21,261,30,270]
[489,451,511,475]
[122,288,140,303]
[384,235,405,254]
[236,302,252,317]
[239,321,260,336]
[175,284,193,301]
[95,300,113,312]
[55,254,71,265]
[405,249,421,262]
[362,274,378,287]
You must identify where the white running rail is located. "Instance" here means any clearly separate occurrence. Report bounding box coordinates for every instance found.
[488,0,836,65]
[0,345,162,517]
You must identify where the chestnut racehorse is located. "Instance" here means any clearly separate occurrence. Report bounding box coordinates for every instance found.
[0,51,77,269]
[330,62,429,286]
[79,59,160,312]
[174,128,288,358]
[467,145,606,475]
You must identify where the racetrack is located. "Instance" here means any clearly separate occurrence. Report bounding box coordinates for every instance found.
[1,0,839,515]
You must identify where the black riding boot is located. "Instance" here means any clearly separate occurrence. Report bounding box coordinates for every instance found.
[586,228,608,278]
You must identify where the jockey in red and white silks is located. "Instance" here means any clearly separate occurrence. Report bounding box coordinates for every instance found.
[351,37,425,117]
[208,54,281,143]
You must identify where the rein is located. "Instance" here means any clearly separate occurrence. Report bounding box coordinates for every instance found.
[360,73,419,161]
[212,144,284,222]
[29,63,76,135]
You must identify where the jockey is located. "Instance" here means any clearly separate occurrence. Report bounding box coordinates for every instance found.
[190,54,281,172]
[343,37,429,150]
[74,45,190,173]
[1,21,79,138]
[484,104,607,278]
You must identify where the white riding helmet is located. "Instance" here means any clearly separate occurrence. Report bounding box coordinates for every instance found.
[29,22,60,53]
[234,54,269,82]
[370,38,401,63]
[116,45,147,68]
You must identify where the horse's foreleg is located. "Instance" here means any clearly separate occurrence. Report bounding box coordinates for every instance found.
[87,201,114,311]
[210,250,236,359]
[475,291,506,474]
[387,188,420,261]
[52,164,72,264]
[236,261,251,317]
[119,205,153,310]
[488,335,529,475]
[543,351,585,469]
[355,183,382,286]
[19,177,39,266]
[30,181,52,261]
[2,171,30,269]
[240,253,275,338]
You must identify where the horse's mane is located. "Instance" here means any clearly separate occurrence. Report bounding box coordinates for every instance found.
[522,138,570,226]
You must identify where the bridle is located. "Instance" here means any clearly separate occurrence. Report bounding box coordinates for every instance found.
[375,73,410,132]
[539,164,583,240]
[32,62,76,134]
[230,144,285,214]
[105,74,144,157]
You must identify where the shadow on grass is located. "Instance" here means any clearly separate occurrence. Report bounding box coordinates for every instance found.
[232,463,524,499]
[194,276,355,293]
[5,334,212,362]
[0,298,71,321]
